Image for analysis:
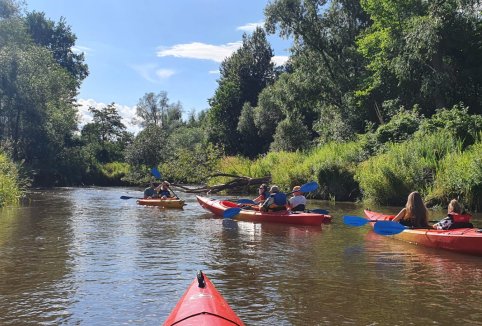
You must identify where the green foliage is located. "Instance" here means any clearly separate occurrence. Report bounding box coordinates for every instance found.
[0,152,23,206]
[270,115,311,152]
[355,130,461,205]
[428,135,482,210]
[357,0,482,118]
[81,103,132,163]
[207,27,275,155]
[124,125,167,168]
[161,143,223,184]
[373,106,422,143]
[419,104,482,148]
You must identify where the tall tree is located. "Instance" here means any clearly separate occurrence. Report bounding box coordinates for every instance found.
[264,0,371,142]
[206,27,275,156]
[133,91,183,130]
[81,103,131,163]
[25,11,88,88]
[356,0,482,119]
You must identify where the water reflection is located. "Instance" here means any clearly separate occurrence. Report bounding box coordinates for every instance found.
[0,188,481,325]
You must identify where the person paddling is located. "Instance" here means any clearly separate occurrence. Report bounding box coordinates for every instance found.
[261,185,287,212]
[144,182,158,199]
[156,181,173,199]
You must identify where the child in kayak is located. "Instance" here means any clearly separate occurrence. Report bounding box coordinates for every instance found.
[393,191,429,228]
[288,185,306,211]
[432,199,473,230]
[261,185,287,212]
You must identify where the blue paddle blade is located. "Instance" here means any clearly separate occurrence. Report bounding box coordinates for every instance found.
[374,221,406,236]
[237,199,256,205]
[223,207,241,218]
[151,167,161,179]
[310,209,329,214]
[299,181,319,193]
[343,215,370,227]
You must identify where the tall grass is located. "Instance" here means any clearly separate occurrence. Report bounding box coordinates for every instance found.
[0,153,22,207]
[355,130,461,205]
[215,141,364,199]
[429,135,482,210]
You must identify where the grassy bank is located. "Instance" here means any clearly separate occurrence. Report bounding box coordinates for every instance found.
[0,153,23,207]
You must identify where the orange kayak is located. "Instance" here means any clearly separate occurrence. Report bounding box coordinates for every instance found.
[136,198,185,208]
[197,196,331,226]
[365,209,482,256]
[163,271,245,326]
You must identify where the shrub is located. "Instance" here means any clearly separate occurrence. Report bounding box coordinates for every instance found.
[0,153,23,207]
[355,130,461,205]
[428,135,482,210]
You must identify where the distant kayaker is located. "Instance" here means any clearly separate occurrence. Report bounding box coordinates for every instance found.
[432,199,473,230]
[253,183,270,204]
[288,185,307,211]
[156,181,173,199]
[392,191,429,228]
[261,185,287,212]
[144,182,158,199]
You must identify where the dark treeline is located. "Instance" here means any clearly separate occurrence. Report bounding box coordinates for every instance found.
[1,0,482,208]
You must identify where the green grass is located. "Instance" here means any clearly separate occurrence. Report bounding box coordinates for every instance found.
[0,153,23,207]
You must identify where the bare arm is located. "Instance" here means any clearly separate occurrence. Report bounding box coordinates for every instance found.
[393,208,406,222]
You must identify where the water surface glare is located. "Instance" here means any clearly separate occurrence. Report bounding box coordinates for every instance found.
[0,187,481,325]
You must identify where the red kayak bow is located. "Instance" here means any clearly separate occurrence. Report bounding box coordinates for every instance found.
[163,271,245,325]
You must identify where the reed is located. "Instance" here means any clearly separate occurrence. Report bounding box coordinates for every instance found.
[0,153,22,207]
[429,134,482,210]
[355,130,460,205]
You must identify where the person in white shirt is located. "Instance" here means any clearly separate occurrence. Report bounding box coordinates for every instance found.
[288,186,307,211]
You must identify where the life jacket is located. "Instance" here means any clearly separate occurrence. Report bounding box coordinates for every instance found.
[272,192,287,206]
[448,212,472,223]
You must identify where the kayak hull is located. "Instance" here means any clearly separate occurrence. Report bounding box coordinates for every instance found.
[197,196,331,226]
[163,272,244,326]
[365,209,482,256]
[136,198,185,208]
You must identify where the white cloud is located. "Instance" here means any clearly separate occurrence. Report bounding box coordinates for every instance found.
[156,69,176,79]
[157,41,242,63]
[236,22,264,32]
[72,45,92,56]
[76,98,141,134]
[132,64,175,83]
[208,70,220,74]
[272,55,289,66]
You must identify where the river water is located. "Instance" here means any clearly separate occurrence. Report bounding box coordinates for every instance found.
[0,187,481,325]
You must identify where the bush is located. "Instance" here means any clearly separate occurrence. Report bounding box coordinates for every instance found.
[355,130,461,205]
[419,104,482,148]
[0,153,23,207]
[428,135,482,210]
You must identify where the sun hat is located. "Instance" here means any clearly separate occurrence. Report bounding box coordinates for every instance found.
[292,186,301,192]
[270,185,279,193]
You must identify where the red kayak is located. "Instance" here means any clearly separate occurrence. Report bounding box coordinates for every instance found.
[163,271,245,326]
[197,196,331,226]
[365,209,482,256]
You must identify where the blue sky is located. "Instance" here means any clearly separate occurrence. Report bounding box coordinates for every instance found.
[26,0,292,133]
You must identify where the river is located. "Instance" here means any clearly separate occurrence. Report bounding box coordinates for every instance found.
[0,187,481,325]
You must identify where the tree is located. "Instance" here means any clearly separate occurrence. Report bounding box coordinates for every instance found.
[264,0,371,141]
[133,91,183,129]
[81,103,131,163]
[25,11,89,88]
[206,27,275,155]
[356,0,482,119]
